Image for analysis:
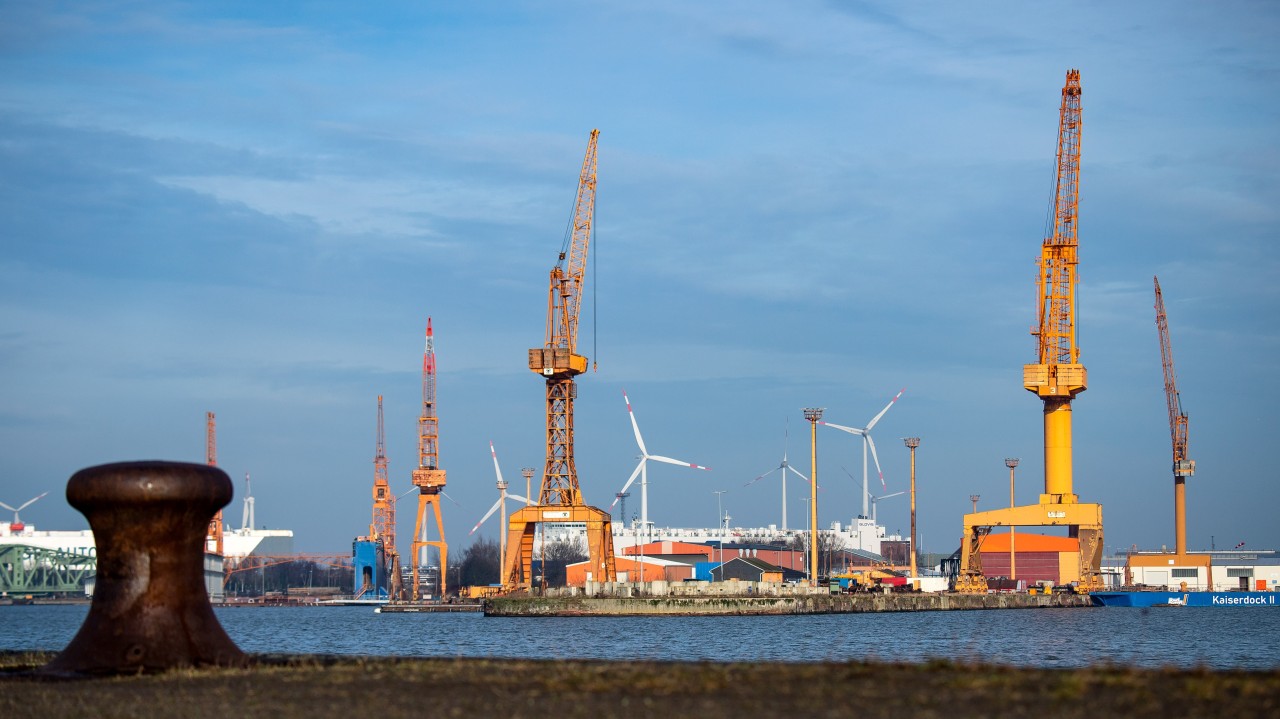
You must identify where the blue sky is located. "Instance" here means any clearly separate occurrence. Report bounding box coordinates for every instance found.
[1,1,1276,559]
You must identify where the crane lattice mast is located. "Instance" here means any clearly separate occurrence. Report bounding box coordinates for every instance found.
[956,70,1104,594]
[205,411,224,555]
[410,319,448,600]
[1154,276,1194,555]
[371,395,402,598]
[504,129,616,589]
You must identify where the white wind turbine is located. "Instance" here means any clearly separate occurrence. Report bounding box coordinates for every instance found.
[743,420,811,531]
[468,442,530,537]
[820,388,905,519]
[609,390,710,535]
[469,442,530,582]
[0,492,48,528]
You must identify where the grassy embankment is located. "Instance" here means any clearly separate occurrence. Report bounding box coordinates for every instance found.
[1,651,1277,719]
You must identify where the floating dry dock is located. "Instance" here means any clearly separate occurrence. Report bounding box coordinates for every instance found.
[484,592,1091,617]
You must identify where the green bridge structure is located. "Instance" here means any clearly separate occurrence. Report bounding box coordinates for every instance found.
[0,544,95,596]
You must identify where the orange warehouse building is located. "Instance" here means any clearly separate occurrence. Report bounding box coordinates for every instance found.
[566,556,692,586]
[977,533,1081,586]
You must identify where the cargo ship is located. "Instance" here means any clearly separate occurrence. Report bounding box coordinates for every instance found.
[1091,591,1279,608]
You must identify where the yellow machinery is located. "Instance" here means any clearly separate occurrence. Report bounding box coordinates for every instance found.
[956,70,1104,594]
[205,411,224,556]
[410,319,448,600]
[370,395,402,599]
[503,130,617,590]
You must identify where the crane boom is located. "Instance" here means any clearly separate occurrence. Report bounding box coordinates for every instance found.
[1154,276,1194,555]
[546,128,599,355]
[1037,69,1083,366]
[1154,277,1191,470]
[205,411,223,555]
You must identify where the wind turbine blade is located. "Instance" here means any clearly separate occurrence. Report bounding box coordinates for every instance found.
[877,491,905,500]
[0,501,15,513]
[785,465,811,483]
[819,420,865,436]
[16,492,48,512]
[866,435,887,490]
[441,491,462,507]
[489,441,505,485]
[865,387,905,431]
[648,455,710,471]
[506,493,529,505]
[468,497,503,535]
[610,461,646,507]
[622,389,649,456]
[744,467,780,487]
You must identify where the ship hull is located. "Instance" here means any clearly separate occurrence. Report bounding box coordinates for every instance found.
[1091,591,1279,607]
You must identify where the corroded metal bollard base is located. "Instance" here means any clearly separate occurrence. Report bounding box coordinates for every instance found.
[41,461,248,675]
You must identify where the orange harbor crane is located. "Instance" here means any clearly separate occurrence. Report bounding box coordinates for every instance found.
[205,411,224,556]
[503,129,617,590]
[956,70,1104,593]
[370,395,403,598]
[410,319,448,600]
[1154,277,1196,554]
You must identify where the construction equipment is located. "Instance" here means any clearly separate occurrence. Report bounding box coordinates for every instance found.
[205,411,224,555]
[1124,277,1211,584]
[355,395,402,600]
[956,70,1104,594]
[410,320,448,599]
[503,129,616,590]
[1154,276,1195,554]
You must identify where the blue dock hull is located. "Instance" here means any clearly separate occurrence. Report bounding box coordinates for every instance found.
[1091,591,1279,607]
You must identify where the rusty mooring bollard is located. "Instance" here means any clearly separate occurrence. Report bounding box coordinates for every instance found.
[41,461,247,675]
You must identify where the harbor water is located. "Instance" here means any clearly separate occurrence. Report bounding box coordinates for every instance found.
[2,604,1278,670]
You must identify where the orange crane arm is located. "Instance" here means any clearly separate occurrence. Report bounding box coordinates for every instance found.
[1154,276,1191,470]
[1035,70,1083,367]
[545,128,599,355]
[418,318,439,471]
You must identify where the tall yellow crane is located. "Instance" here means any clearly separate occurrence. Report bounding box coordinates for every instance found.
[956,70,1104,593]
[205,411,224,556]
[503,129,617,590]
[1154,276,1195,554]
[410,319,448,600]
[370,395,402,599]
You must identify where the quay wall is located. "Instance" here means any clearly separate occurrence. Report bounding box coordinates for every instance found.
[484,592,1092,616]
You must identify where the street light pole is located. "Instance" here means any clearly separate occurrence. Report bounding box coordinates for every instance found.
[803,407,824,588]
[521,467,535,506]
[903,437,921,581]
[713,490,726,580]
[1006,457,1019,582]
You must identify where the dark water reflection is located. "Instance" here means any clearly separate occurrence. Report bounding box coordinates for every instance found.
[3,604,1277,669]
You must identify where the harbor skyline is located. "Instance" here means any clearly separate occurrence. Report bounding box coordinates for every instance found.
[1,2,1276,557]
